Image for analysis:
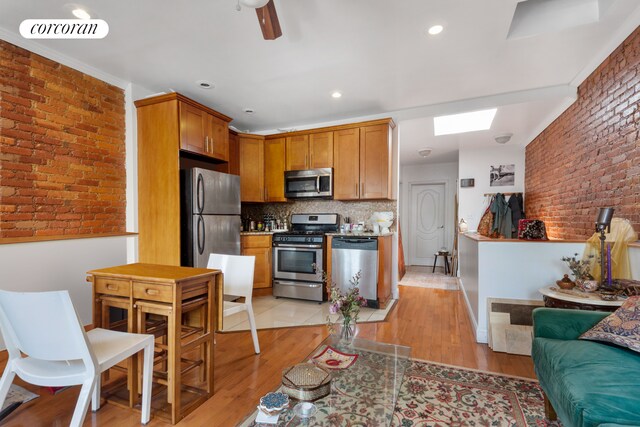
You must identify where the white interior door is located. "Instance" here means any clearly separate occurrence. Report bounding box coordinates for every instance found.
[410,183,446,266]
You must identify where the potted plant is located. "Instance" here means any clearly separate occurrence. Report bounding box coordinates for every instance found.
[562,253,597,292]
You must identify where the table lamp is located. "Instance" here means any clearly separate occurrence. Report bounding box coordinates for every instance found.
[595,207,614,289]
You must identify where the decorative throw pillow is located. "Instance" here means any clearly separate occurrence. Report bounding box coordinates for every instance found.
[579,296,640,352]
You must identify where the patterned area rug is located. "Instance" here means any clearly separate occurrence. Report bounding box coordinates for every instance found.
[393,360,561,426]
[243,359,560,426]
[398,267,459,291]
[2,384,39,410]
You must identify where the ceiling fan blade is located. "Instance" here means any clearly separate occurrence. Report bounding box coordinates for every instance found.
[255,0,282,40]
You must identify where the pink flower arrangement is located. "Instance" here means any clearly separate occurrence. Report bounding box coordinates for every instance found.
[325,271,366,337]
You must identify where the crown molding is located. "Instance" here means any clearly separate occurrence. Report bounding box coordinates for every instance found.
[0,26,128,89]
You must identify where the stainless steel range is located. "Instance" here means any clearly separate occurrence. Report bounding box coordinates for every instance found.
[272,213,339,302]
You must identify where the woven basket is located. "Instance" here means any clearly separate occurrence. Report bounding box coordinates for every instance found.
[281,363,331,401]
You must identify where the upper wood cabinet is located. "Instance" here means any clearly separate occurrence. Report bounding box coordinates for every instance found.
[227,131,240,175]
[207,114,229,161]
[285,132,333,171]
[134,92,232,265]
[333,122,392,201]
[179,102,207,156]
[285,135,309,170]
[264,137,287,202]
[333,128,360,200]
[239,135,265,202]
[178,100,230,161]
[360,124,391,199]
[309,132,334,168]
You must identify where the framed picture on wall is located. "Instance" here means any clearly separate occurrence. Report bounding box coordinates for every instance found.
[490,164,515,186]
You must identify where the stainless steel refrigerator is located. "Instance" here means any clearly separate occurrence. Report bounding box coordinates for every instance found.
[181,167,241,268]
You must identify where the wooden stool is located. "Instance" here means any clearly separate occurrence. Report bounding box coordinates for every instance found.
[98,295,139,407]
[135,297,209,423]
[432,251,450,275]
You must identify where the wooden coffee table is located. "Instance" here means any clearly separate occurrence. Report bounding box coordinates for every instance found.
[538,286,624,312]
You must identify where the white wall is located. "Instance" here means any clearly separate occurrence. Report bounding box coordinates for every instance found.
[124,83,155,263]
[0,236,131,348]
[458,145,525,231]
[459,235,585,342]
[399,162,459,265]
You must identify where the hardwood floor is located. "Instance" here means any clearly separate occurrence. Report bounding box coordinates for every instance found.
[0,286,535,426]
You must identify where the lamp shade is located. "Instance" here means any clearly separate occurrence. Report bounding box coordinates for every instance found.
[240,0,269,8]
[595,207,615,232]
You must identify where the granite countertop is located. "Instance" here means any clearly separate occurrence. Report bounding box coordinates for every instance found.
[240,231,274,236]
[326,231,394,237]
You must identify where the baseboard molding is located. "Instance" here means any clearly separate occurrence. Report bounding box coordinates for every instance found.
[458,278,487,343]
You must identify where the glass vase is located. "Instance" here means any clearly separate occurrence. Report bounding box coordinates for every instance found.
[338,315,357,345]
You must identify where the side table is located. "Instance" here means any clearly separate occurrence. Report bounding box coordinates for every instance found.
[538,286,623,312]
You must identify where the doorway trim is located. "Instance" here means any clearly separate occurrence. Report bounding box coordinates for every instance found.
[407,179,450,267]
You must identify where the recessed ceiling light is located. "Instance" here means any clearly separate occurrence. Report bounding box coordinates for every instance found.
[427,25,444,35]
[243,108,255,114]
[331,91,342,99]
[196,80,214,89]
[71,8,91,19]
[434,108,497,136]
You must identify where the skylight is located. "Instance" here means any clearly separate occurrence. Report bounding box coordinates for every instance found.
[433,108,497,136]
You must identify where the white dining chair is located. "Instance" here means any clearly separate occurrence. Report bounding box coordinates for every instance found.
[0,290,154,426]
[207,253,261,354]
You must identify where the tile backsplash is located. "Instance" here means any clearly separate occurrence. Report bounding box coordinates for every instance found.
[242,199,397,230]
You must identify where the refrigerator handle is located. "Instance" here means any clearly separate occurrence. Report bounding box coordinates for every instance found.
[196,173,204,214]
[197,215,205,255]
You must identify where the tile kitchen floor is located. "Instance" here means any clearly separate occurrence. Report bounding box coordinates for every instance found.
[222,296,395,332]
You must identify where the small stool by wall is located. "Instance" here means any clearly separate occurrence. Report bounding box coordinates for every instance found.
[432,251,450,275]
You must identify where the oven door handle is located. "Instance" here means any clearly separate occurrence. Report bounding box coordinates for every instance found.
[274,280,322,288]
[316,175,320,193]
[273,244,323,249]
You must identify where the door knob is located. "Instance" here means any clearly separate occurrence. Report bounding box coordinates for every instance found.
[438,225,444,229]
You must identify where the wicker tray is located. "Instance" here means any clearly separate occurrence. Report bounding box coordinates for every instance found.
[281,363,331,402]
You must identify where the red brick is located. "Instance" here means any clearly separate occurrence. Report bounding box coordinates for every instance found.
[525,27,640,240]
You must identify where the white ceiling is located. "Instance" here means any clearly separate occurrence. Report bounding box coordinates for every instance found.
[1,0,639,165]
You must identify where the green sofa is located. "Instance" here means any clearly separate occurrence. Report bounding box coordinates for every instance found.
[532,308,640,427]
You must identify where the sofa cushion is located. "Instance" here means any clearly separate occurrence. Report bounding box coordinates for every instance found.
[532,337,640,427]
[580,296,640,353]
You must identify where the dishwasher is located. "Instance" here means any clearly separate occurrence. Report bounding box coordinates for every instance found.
[331,237,379,308]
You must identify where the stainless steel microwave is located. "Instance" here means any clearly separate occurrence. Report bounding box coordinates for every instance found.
[284,168,333,199]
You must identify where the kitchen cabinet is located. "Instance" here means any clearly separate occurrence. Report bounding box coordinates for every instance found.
[284,132,333,171]
[241,234,272,289]
[377,235,392,308]
[228,131,240,175]
[179,101,230,161]
[360,124,391,199]
[239,134,265,202]
[333,123,392,201]
[333,128,361,200]
[135,93,232,265]
[309,131,334,168]
[264,137,287,202]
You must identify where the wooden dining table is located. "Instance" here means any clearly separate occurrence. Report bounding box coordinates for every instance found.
[86,263,223,424]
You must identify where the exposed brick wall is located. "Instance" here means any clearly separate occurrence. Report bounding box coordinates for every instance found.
[0,40,126,238]
[525,27,640,240]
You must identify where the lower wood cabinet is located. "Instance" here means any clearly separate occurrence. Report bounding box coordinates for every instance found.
[241,234,272,289]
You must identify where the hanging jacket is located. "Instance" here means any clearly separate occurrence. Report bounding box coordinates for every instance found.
[508,193,525,238]
[490,193,512,238]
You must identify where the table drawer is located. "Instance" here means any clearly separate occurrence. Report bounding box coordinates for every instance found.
[95,277,130,297]
[133,281,173,303]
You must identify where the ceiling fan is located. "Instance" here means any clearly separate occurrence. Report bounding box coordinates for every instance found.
[238,0,282,40]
